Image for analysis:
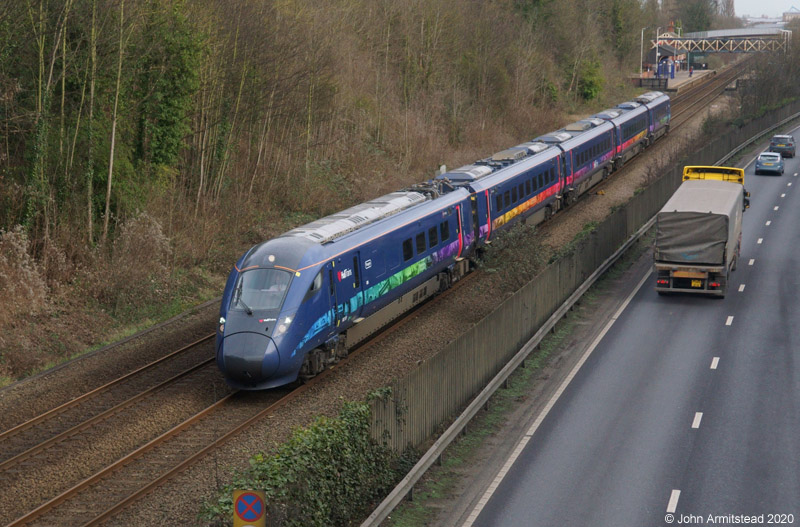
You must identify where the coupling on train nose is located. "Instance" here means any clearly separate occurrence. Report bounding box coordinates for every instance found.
[222,332,280,383]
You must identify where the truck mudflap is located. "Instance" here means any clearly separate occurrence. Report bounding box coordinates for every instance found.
[654,265,728,297]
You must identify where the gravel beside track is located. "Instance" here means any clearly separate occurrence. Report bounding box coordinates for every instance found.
[0,86,736,526]
[0,301,219,432]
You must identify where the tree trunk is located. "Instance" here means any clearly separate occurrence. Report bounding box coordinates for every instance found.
[102,0,124,245]
[86,0,97,244]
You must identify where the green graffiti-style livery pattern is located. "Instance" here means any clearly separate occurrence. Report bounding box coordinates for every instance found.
[293,238,462,356]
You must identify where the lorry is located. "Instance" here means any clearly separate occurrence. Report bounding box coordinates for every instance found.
[654,166,750,297]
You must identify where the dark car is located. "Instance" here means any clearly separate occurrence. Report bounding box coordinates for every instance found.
[769,135,796,158]
[755,152,784,175]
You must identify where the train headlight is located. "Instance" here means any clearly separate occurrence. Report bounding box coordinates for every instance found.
[219,317,226,333]
[275,315,293,335]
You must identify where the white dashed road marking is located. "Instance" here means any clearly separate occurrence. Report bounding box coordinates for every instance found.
[711,357,720,369]
[692,412,703,429]
[781,193,786,198]
[758,238,763,244]
[774,206,779,211]
[726,316,734,326]
[462,271,653,526]
[749,259,755,266]
[739,284,745,292]
[766,221,772,226]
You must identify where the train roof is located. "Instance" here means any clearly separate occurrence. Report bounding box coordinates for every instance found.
[534,118,614,149]
[461,147,561,192]
[282,191,428,244]
[635,91,669,104]
[593,101,648,124]
[436,142,556,184]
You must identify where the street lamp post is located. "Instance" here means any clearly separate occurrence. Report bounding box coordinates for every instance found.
[655,26,662,78]
[640,26,651,76]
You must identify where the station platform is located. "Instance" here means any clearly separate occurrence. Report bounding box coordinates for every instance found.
[631,68,715,93]
[665,69,714,91]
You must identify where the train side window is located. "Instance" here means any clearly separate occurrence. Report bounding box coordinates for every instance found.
[441,221,450,241]
[526,180,532,195]
[496,195,503,212]
[402,239,413,261]
[511,186,517,203]
[416,232,426,254]
[428,226,438,248]
[518,183,524,200]
[538,174,544,188]
[504,191,510,209]
[309,270,323,293]
[352,256,360,288]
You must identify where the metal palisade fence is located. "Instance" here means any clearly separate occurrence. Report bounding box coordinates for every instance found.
[369,99,800,452]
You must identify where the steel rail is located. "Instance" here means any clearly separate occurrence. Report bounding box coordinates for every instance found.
[0,357,215,473]
[0,333,215,442]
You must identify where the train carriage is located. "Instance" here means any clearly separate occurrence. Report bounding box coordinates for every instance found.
[635,91,671,144]
[535,118,616,204]
[217,187,474,389]
[436,141,562,244]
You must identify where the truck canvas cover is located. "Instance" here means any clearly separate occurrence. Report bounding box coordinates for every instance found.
[655,180,743,266]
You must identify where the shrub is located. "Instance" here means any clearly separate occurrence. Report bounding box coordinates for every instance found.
[201,401,400,527]
[96,212,172,313]
[0,226,48,330]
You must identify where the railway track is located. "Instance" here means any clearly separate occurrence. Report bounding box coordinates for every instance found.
[670,57,753,128]
[0,64,754,526]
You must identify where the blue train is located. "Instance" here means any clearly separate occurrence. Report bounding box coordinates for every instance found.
[217,91,670,389]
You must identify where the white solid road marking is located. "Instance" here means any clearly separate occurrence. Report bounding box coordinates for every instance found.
[774,206,780,211]
[749,259,755,266]
[667,489,681,513]
[739,284,745,292]
[766,221,772,226]
[711,357,720,369]
[462,270,654,526]
[692,412,703,429]
[726,316,734,326]
[757,238,763,244]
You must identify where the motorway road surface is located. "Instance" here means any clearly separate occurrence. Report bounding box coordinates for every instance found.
[463,135,800,527]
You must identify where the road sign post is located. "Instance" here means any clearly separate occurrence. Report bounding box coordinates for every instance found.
[233,489,266,527]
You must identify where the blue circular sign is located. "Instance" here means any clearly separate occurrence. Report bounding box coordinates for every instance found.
[236,492,264,521]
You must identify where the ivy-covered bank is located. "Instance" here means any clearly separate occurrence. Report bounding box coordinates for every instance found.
[200,400,410,527]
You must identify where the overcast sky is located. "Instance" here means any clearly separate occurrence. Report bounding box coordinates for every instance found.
[735,0,788,18]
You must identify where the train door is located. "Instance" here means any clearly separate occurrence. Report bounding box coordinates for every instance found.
[455,204,465,258]
[469,194,482,244]
[348,252,364,320]
[326,261,340,330]
[332,253,363,325]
